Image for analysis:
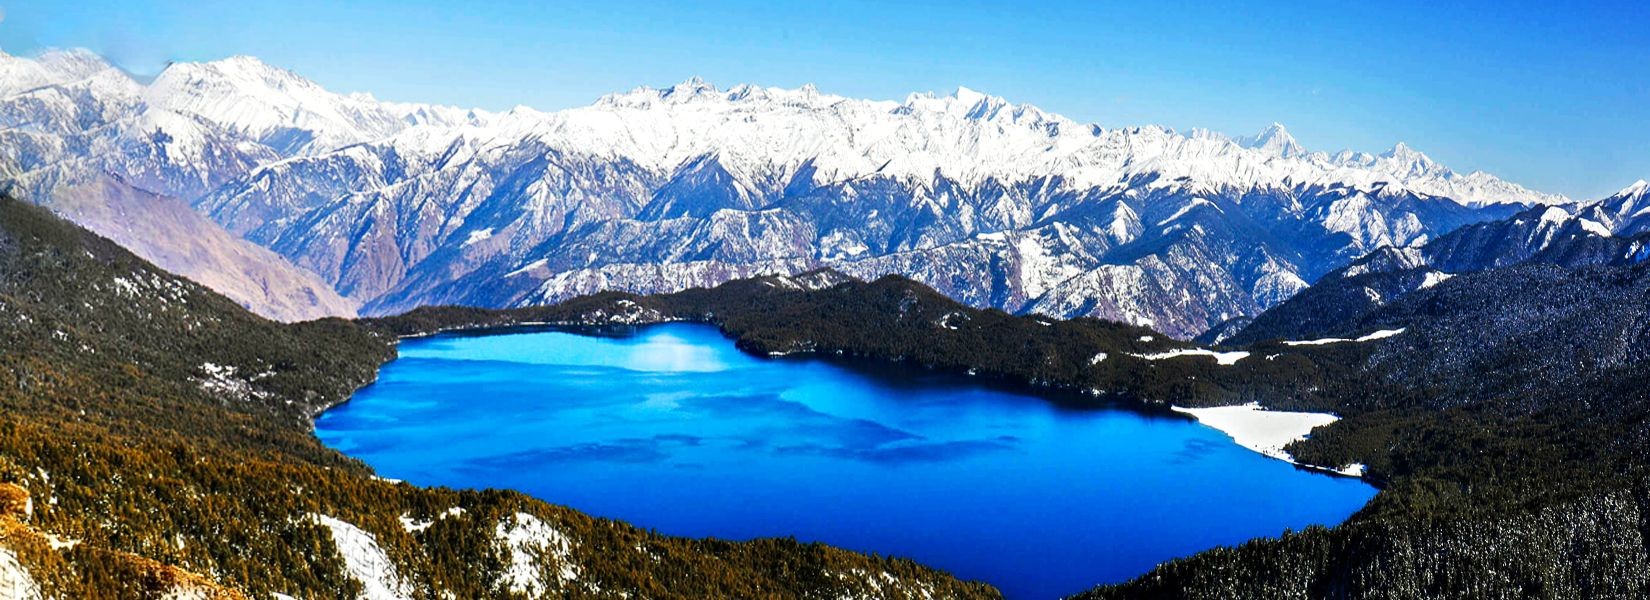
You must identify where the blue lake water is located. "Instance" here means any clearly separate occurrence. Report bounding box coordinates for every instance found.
[315,323,1376,598]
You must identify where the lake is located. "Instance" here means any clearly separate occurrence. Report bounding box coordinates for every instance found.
[315,323,1376,598]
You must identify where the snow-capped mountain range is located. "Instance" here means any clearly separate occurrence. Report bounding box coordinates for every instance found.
[1226,178,1650,346]
[0,47,1593,336]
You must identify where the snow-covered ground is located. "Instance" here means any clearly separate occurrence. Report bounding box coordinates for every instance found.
[399,506,464,533]
[0,547,41,600]
[1281,328,1405,347]
[1132,348,1251,365]
[1172,402,1365,477]
[310,514,412,600]
[496,512,578,596]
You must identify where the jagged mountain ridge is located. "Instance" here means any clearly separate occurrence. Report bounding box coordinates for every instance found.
[0,49,363,321]
[1228,179,1650,345]
[0,48,1570,337]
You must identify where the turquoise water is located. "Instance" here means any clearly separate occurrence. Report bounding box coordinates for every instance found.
[315,323,1376,598]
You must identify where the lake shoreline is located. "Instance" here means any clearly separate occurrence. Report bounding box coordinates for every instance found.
[321,323,1378,599]
[379,321,1372,480]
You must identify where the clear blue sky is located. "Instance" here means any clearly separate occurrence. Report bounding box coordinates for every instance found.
[5,0,1647,199]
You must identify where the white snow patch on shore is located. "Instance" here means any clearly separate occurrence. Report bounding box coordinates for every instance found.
[1173,402,1364,477]
[496,512,577,595]
[1133,348,1250,365]
[309,514,412,600]
[1282,328,1405,346]
[1089,352,1108,365]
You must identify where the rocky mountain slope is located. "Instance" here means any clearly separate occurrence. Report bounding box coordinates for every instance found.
[1231,179,1650,345]
[44,177,356,321]
[0,196,997,599]
[0,47,1569,337]
[0,49,359,321]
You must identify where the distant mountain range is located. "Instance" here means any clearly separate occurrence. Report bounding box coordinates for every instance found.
[1,48,1614,335]
[1227,179,1650,345]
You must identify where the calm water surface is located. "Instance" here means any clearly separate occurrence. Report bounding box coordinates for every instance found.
[316,323,1375,598]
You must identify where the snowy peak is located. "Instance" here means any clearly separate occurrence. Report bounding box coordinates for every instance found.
[662,76,718,101]
[898,85,1051,125]
[533,77,1558,206]
[145,55,390,153]
[1576,178,1650,235]
[949,86,1009,119]
[143,54,485,155]
[0,47,125,97]
[1313,141,1566,207]
[597,78,844,111]
[1239,123,1305,158]
[1616,179,1649,198]
[0,47,1570,209]
[1379,142,1443,176]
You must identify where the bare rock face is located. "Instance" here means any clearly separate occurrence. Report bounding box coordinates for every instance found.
[49,178,357,322]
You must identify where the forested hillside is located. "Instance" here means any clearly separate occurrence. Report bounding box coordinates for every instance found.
[0,197,998,599]
[1230,205,1650,346]
[1082,262,1650,598]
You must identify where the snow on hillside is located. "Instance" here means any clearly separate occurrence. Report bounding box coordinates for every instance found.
[1132,348,1252,365]
[310,514,412,600]
[1282,328,1406,346]
[0,548,42,600]
[496,512,579,596]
